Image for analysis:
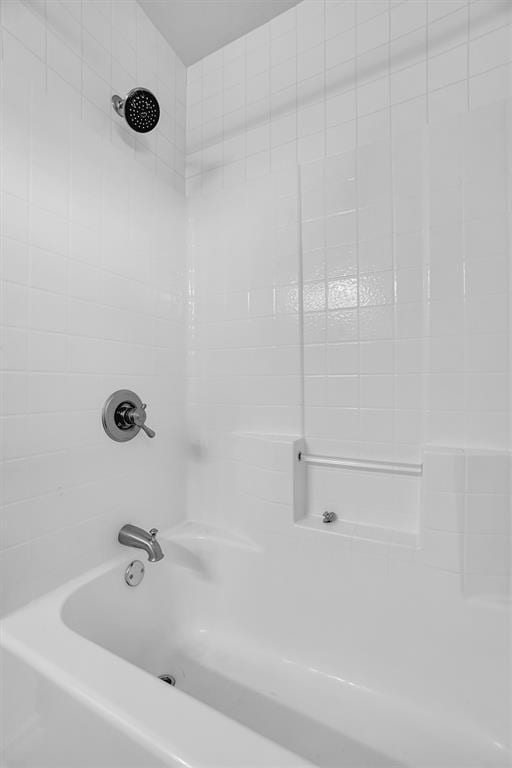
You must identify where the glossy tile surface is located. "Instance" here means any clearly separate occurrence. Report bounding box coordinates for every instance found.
[186,0,512,193]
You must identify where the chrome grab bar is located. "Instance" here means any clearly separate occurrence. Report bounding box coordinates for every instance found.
[297,452,422,477]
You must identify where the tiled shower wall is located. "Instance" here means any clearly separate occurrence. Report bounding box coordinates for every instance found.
[186,0,512,193]
[300,101,510,534]
[186,64,511,742]
[0,0,510,610]
[187,170,302,522]
[0,0,188,615]
[186,0,511,536]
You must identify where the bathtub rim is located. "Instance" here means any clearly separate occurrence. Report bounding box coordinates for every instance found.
[0,532,311,768]
[2,523,510,768]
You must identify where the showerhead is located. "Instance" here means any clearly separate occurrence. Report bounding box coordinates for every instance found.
[111,88,160,133]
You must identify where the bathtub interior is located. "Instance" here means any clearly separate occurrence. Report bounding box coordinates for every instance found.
[60,525,511,767]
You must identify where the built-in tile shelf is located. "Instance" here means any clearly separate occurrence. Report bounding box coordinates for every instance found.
[230,432,510,599]
[296,439,422,539]
[295,515,420,551]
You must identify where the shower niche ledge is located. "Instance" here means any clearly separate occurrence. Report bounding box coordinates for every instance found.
[229,432,422,550]
[294,442,422,550]
[295,515,420,550]
[229,433,507,560]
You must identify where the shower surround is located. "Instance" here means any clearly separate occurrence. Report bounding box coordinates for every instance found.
[1,0,511,766]
[0,0,188,614]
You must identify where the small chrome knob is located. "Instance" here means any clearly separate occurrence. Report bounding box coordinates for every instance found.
[322,511,337,524]
[149,528,158,539]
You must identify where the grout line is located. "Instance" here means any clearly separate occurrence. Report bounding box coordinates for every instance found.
[354,0,362,449]
[297,166,305,437]
[466,0,471,112]
[387,0,398,462]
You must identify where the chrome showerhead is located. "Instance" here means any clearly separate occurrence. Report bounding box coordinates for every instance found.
[111,88,160,133]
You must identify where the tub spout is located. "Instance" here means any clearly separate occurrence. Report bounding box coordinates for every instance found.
[118,524,164,562]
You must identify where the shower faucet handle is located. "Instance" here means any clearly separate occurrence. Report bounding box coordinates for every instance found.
[140,422,156,438]
[130,403,156,438]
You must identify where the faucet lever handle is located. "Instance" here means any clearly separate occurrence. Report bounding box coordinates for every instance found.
[149,528,158,539]
[131,403,156,438]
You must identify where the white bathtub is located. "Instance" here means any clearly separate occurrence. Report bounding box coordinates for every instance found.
[0,523,509,767]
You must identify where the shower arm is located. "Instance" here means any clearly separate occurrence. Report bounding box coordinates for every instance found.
[111,94,125,117]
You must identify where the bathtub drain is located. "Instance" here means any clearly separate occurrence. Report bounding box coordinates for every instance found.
[158,674,176,687]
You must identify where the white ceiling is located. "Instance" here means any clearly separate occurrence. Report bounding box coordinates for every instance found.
[139,0,301,66]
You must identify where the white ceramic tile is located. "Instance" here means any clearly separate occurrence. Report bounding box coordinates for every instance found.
[428,1,468,25]
[47,30,82,90]
[423,529,462,572]
[428,7,469,57]
[325,0,356,39]
[1,0,46,59]
[424,449,466,492]
[469,0,512,39]
[471,24,512,77]
[391,0,427,39]
[466,452,510,494]
[429,44,468,90]
[469,63,512,109]
[358,12,389,55]
[424,492,465,532]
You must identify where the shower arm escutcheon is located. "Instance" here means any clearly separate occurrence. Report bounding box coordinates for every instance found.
[111,94,125,117]
[102,389,156,442]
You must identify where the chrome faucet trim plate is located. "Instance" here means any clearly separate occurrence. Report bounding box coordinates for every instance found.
[125,560,145,586]
[102,390,156,442]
